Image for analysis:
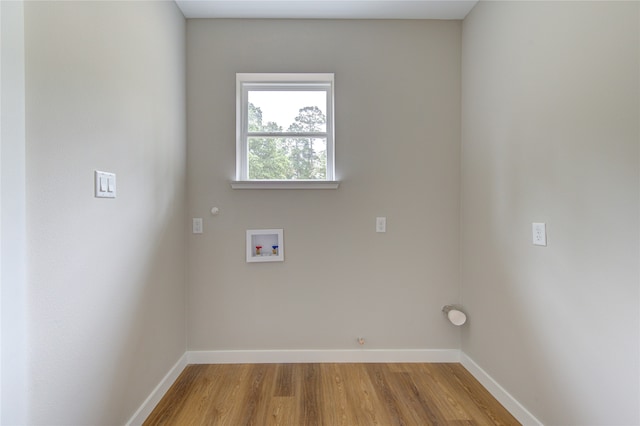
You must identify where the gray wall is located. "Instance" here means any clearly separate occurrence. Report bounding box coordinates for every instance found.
[14,2,640,423]
[24,2,186,424]
[461,2,639,424]
[186,19,462,351]
[1,1,28,423]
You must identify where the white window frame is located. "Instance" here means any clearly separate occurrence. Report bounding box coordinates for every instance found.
[232,73,339,189]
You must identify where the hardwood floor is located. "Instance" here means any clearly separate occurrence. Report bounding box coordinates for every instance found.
[144,363,520,425]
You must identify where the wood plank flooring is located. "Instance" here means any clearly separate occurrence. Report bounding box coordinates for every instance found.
[144,363,520,425]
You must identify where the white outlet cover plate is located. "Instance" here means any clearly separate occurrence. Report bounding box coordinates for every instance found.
[532,222,547,246]
[193,218,203,234]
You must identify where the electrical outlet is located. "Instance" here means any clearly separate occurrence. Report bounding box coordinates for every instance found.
[376,217,386,233]
[193,218,203,234]
[532,223,546,246]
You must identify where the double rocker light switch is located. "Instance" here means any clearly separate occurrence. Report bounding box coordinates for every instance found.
[95,170,116,198]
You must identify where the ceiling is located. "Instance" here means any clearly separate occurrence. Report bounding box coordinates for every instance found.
[175,0,479,20]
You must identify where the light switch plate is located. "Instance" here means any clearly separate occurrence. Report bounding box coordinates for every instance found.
[532,222,546,246]
[376,217,386,233]
[95,171,116,198]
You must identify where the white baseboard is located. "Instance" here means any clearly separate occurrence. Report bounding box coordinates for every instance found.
[460,352,543,426]
[127,350,540,426]
[125,353,188,426]
[186,348,461,364]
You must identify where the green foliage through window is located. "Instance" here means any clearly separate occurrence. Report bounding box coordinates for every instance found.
[248,103,327,180]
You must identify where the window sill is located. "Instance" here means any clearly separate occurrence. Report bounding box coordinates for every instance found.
[230,180,340,190]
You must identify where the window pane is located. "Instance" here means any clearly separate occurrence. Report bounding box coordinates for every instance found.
[248,137,327,180]
[248,91,327,133]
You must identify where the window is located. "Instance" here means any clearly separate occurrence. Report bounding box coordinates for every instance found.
[233,73,338,189]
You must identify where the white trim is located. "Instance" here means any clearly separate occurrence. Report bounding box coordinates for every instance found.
[237,73,335,84]
[235,73,335,182]
[125,353,189,426]
[126,350,540,424]
[231,180,340,190]
[186,349,460,364]
[460,353,543,426]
